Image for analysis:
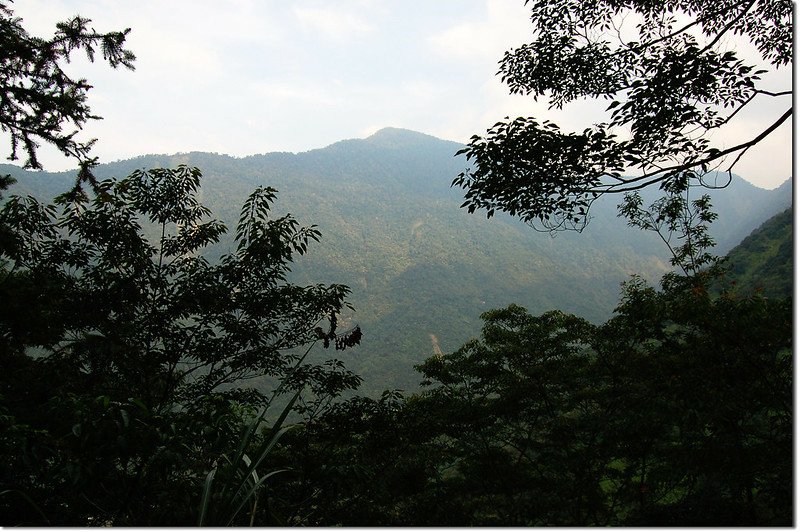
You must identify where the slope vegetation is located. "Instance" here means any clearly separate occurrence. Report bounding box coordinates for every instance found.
[2,128,791,392]
[725,208,792,298]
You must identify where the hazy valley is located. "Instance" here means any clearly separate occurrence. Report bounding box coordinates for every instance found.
[4,127,791,393]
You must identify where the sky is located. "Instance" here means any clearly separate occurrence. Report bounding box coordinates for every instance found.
[7,0,794,189]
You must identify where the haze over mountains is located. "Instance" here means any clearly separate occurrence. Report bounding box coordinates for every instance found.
[3,127,791,392]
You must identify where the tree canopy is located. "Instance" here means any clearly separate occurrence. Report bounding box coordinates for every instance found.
[453,0,792,230]
[0,0,792,526]
[0,6,365,524]
[0,165,364,525]
[0,1,135,187]
[261,267,791,526]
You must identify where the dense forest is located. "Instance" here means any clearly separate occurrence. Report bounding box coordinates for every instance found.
[3,134,790,394]
[0,0,793,526]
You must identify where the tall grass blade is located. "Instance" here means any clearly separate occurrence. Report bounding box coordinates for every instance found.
[224,389,301,524]
[225,469,290,526]
[197,467,217,526]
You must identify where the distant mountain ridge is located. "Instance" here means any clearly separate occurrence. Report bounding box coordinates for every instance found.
[1,128,792,393]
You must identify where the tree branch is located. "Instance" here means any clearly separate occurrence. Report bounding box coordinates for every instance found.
[606,0,751,59]
[591,107,792,193]
[698,0,757,56]
[756,90,792,97]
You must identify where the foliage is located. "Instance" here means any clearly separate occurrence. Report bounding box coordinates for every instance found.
[618,172,719,275]
[0,166,362,525]
[198,389,299,527]
[0,1,135,185]
[594,271,792,525]
[415,275,791,526]
[453,0,792,230]
[412,306,608,525]
[248,387,463,526]
[0,2,791,523]
[284,270,791,526]
[238,211,791,526]
[724,207,792,298]
[4,133,789,393]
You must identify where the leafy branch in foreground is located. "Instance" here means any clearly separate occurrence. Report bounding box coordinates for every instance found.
[454,0,791,230]
[0,1,135,188]
[618,171,719,276]
[0,166,362,525]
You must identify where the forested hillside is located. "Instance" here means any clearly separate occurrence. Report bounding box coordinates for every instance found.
[2,128,790,392]
[0,0,792,525]
[725,208,792,298]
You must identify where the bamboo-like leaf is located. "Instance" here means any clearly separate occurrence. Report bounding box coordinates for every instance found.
[197,467,217,526]
[226,390,301,510]
[204,389,301,526]
[224,469,289,526]
[215,409,265,507]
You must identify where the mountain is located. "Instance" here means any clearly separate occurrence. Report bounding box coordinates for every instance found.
[1,128,792,393]
[725,208,793,298]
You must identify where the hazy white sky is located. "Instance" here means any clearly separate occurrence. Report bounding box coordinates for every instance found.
[8,0,793,189]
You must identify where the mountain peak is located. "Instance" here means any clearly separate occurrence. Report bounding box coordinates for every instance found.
[364,127,459,148]
[368,127,430,138]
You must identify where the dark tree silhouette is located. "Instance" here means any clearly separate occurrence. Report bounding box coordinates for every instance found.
[0,1,135,188]
[453,0,792,230]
